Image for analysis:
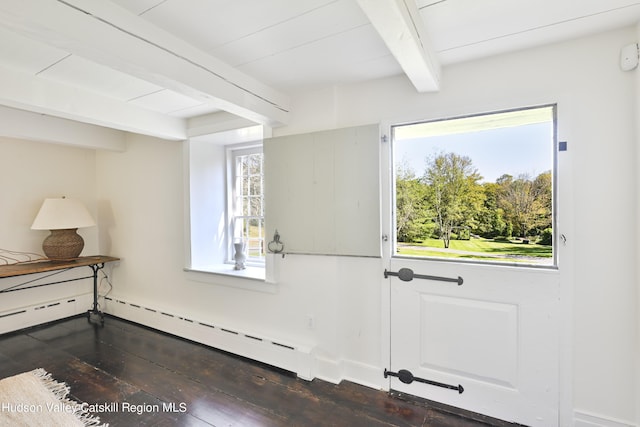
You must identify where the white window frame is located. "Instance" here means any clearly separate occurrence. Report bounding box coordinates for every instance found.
[226,143,265,267]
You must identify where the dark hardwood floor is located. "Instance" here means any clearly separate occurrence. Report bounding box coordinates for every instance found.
[0,315,511,426]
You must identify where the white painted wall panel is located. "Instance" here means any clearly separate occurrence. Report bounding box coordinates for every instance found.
[264,124,380,257]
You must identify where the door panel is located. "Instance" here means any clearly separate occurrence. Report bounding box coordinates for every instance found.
[389,258,559,426]
[419,295,519,388]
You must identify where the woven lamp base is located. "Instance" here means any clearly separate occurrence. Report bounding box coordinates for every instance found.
[42,228,84,260]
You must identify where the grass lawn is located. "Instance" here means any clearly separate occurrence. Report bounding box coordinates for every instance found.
[398,237,552,262]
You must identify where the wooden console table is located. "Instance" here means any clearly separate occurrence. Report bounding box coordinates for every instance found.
[0,255,119,325]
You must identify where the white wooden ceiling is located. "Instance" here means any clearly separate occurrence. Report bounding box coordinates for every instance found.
[0,0,639,140]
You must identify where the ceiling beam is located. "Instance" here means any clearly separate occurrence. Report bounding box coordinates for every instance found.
[0,64,187,140]
[0,105,126,151]
[356,0,440,92]
[187,112,264,139]
[0,0,290,127]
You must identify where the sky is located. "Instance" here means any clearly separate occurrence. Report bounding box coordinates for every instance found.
[393,116,554,183]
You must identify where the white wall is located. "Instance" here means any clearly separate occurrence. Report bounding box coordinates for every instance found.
[0,25,636,426]
[0,136,99,321]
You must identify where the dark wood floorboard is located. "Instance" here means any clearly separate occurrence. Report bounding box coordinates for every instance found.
[0,315,512,426]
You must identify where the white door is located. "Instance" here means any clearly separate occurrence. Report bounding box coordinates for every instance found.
[383,106,562,426]
[387,259,559,426]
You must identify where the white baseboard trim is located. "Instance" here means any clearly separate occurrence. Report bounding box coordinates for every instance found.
[314,355,342,383]
[314,355,386,390]
[103,296,316,380]
[342,359,387,391]
[0,293,93,335]
[574,410,636,427]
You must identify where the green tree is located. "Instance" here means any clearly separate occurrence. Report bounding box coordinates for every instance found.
[424,152,483,248]
[475,182,506,238]
[498,172,551,238]
[532,171,552,234]
[395,164,432,242]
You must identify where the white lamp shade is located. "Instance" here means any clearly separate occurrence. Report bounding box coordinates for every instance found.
[31,198,96,230]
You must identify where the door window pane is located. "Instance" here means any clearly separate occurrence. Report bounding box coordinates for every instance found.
[393,106,556,266]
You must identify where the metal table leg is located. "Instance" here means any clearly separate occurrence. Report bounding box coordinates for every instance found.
[87,263,105,325]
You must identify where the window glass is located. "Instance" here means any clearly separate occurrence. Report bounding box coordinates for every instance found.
[232,149,265,264]
[392,106,556,266]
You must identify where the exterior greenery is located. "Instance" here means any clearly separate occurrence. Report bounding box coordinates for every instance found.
[396,152,553,252]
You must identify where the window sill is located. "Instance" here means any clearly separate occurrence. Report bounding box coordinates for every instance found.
[184,264,276,293]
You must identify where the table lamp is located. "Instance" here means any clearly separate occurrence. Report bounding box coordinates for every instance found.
[31,197,96,260]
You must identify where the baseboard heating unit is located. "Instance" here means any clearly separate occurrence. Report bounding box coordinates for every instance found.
[103,297,315,380]
[0,293,93,335]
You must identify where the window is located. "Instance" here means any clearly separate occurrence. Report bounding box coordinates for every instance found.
[185,125,270,283]
[228,146,265,265]
[392,105,556,266]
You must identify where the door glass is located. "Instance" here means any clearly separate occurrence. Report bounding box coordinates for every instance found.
[392,105,556,266]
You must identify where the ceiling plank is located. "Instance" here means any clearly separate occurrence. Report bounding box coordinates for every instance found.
[355,0,440,92]
[0,64,187,140]
[0,0,290,127]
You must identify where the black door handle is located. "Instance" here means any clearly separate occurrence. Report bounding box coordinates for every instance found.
[385,369,464,394]
[384,268,463,285]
